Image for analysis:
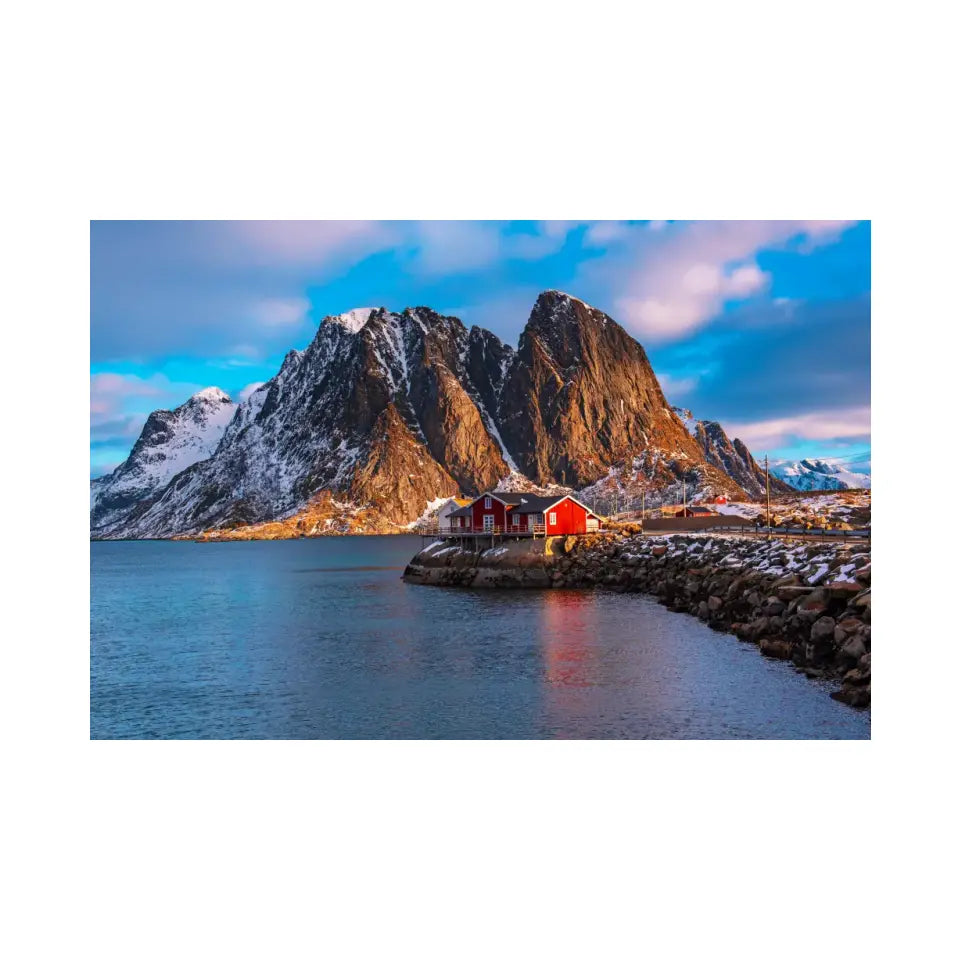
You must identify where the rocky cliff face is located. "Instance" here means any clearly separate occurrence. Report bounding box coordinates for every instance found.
[497,292,710,488]
[91,292,776,538]
[673,407,792,498]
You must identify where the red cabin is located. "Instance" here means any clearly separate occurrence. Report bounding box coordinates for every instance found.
[447,492,604,536]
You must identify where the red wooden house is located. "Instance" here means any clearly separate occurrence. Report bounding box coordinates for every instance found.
[447,492,604,536]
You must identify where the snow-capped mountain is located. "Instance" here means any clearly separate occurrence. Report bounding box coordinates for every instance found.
[771,456,871,491]
[90,387,237,533]
[91,292,781,539]
[672,407,792,498]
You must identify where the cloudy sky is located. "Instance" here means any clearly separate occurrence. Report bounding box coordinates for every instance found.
[90,220,870,477]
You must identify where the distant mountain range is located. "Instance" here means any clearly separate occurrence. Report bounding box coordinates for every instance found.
[770,455,872,491]
[91,291,816,539]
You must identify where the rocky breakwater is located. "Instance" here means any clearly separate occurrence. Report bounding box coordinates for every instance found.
[555,533,872,708]
[404,532,871,708]
[403,537,571,588]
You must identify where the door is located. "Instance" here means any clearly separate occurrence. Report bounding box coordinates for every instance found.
[483,514,494,532]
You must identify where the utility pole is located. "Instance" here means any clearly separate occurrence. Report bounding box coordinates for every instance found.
[764,454,771,535]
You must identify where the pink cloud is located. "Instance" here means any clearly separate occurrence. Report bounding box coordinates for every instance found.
[722,405,871,450]
[609,220,857,342]
[224,220,396,267]
[90,372,204,422]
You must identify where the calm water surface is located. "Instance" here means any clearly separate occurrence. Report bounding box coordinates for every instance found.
[91,537,870,739]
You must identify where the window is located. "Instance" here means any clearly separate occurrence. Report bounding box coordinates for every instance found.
[483,514,494,532]
[549,512,557,526]
[484,497,492,508]
[512,513,520,526]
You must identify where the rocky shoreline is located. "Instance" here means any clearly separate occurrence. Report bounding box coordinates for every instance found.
[403,533,871,708]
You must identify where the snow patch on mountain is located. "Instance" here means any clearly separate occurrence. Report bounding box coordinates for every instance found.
[771,455,871,491]
[328,308,376,334]
[90,388,238,527]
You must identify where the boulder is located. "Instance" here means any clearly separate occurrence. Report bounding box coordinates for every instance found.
[759,637,793,660]
[778,585,816,602]
[796,591,829,620]
[831,685,871,708]
[840,635,867,663]
[810,616,836,642]
[708,595,724,612]
[826,581,862,599]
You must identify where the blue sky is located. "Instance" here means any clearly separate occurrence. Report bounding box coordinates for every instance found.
[91,220,870,477]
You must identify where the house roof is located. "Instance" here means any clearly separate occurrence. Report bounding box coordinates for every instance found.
[448,491,606,520]
[512,495,567,514]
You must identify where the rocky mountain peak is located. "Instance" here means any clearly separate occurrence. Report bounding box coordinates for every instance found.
[92,290,784,538]
[187,386,232,407]
[327,307,378,334]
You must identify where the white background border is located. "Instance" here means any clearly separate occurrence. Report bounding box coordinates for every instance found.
[4,1,955,957]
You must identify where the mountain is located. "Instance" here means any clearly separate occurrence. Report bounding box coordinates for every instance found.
[90,292,773,539]
[771,456,871,491]
[673,407,792,498]
[90,388,237,533]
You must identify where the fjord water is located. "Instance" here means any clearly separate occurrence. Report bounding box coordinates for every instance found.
[91,537,869,739]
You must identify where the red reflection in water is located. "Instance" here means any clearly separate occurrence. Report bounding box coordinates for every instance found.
[541,590,599,688]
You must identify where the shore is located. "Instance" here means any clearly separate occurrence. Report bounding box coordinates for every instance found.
[403,532,871,707]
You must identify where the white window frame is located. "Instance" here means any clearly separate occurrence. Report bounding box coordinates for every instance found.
[512,513,520,526]
[549,512,557,526]
[484,496,492,508]
[483,514,495,532]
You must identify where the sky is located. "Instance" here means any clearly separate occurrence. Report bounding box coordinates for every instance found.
[90,220,870,478]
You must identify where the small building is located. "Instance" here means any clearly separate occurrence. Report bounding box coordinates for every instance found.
[447,492,604,536]
[436,496,473,532]
[667,505,715,518]
[713,495,728,505]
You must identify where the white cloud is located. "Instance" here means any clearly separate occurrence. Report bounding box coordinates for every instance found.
[413,221,503,274]
[722,405,871,450]
[414,221,586,274]
[237,381,266,403]
[656,372,699,399]
[250,297,310,327]
[584,220,633,247]
[610,220,857,342]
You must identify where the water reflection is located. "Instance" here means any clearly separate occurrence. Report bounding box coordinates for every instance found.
[540,590,599,688]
